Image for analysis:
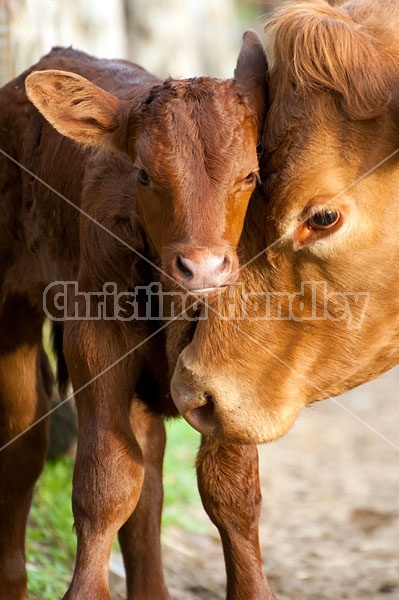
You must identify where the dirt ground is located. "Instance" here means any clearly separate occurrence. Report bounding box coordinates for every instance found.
[110,367,399,600]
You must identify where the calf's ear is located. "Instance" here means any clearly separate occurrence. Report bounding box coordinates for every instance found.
[25,70,127,152]
[235,29,269,130]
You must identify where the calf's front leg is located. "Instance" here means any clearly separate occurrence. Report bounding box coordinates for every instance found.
[63,323,144,600]
[196,436,276,600]
[118,401,171,600]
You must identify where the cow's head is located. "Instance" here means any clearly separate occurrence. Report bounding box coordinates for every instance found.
[25,32,268,293]
[170,0,399,443]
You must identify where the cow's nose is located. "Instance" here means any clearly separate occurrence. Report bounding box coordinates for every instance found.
[182,391,217,435]
[170,371,217,436]
[170,248,237,291]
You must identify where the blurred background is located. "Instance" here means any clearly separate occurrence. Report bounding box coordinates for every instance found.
[0,0,283,83]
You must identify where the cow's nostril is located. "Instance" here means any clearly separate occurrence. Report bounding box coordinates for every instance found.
[185,392,216,435]
[176,255,193,280]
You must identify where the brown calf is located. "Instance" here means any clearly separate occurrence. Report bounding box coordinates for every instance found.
[0,36,268,600]
[170,0,399,593]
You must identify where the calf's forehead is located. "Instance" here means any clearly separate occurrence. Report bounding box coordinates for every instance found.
[135,80,257,169]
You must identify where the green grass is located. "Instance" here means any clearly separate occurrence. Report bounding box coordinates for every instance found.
[26,456,76,599]
[26,418,206,599]
[162,418,210,534]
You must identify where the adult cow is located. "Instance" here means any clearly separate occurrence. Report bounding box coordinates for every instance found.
[0,36,268,600]
[173,0,399,445]
[170,0,399,594]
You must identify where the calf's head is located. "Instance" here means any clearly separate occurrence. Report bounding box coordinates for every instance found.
[171,0,399,443]
[25,31,268,293]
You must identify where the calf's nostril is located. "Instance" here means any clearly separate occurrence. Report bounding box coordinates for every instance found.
[176,254,193,280]
[220,254,231,274]
[170,248,238,289]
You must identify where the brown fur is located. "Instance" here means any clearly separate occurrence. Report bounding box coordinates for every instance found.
[266,0,396,118]
[170,6,399,595]
[0,40,271,599]
[171,0,399,517]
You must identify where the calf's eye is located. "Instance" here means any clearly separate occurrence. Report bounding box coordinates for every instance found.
[138,170,150,185]
[307,209,340,230]
[242,171,259,187]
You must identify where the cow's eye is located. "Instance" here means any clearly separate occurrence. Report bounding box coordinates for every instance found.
[307,209,340,230]
[138,170,150,185]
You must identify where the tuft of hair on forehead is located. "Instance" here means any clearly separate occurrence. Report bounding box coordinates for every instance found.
[143,78,220,108]
[142,77,249,115]
[264,0,397,123]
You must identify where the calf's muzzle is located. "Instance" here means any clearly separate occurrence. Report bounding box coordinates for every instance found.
[168,246,238,292]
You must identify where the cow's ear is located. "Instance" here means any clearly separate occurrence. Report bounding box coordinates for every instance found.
[235,29,269,130]
[25,70,128,152]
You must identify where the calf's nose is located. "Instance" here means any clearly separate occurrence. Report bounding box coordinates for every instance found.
[170,247,238,291]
